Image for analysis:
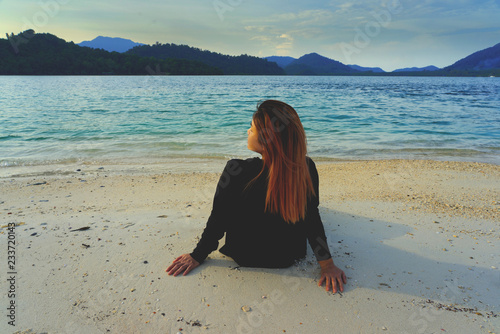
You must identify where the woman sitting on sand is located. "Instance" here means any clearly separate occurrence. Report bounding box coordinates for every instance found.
[166,100,347,293]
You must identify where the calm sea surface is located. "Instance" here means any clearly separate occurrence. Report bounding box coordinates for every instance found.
[1,75,499,167]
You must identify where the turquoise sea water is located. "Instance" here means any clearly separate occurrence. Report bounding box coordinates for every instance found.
[1,75,499,166]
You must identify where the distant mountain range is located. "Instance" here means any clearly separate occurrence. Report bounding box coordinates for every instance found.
[282,53,358,75]
[78,36,144,53]
[1,31,499,76]
[264,55,437,73]
[264,55,385,73]
[264,56,296,69]
[264,44,500,75]
[347,65,385,73]
[392,66,440,72]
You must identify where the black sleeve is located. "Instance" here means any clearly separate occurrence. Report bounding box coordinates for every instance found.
[305,159,332,262]
[190,160,242,263]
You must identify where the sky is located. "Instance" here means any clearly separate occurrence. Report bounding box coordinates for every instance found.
[1,0,499,71]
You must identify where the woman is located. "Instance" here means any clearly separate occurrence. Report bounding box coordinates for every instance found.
[166,100,347,293]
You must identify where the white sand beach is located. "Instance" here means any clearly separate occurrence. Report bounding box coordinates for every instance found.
[1,159,498,334]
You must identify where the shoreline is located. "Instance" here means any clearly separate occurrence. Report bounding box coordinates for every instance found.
[1,155,498,179]
[1,159,498,333]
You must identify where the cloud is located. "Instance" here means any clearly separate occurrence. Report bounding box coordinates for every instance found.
[337,2,355,11]
[250,35,273,42]
[248,29,294,56]
[246,8,335,25]
[244,25,274,33]
[295,9,335,26]
[276,33,294,55]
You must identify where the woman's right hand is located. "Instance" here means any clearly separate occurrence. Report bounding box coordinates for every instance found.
[166,254,200,276]
[318,258,347,294]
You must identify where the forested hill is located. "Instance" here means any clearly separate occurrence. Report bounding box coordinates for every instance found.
[444,42,500,71]
[0,31,223,75]
[284,53,358,75]
[127,43,285,75]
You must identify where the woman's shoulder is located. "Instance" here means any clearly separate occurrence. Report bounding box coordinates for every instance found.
[306,156,317,171]
[229,157,262,164]
[224,157,262,171]
[220,157,262,180]
[305,156,319,185]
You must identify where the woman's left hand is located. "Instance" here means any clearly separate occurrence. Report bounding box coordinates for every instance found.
[318,258,347,293]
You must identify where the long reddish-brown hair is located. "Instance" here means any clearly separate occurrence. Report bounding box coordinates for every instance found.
[250,100,315,223]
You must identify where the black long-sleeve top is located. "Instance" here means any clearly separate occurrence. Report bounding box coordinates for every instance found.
[190,157,332,268]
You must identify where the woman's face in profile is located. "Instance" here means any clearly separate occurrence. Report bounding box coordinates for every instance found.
[247,119,263,154]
